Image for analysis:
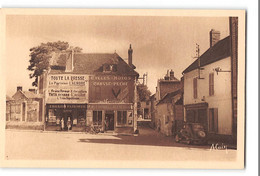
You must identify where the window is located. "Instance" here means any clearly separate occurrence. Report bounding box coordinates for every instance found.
[103,64,117,72]
[193,77,198,99]
[117,111,127,125]
[93,111,102,125]
[144,108,149,119]
[209,108,218,133]
[209,73,214,96]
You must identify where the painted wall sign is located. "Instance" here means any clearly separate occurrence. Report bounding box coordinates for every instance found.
[46,74,89,103]
[88,103,133,110]
[47,104,87,109]
[89,75,135,103]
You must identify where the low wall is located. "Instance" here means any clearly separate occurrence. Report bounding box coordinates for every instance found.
[6,121,44,130]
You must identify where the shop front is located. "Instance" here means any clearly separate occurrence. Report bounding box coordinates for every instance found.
[184,103,208,131]
[46,104,87,131]
[45,74,89,131]
[87,103,134,133]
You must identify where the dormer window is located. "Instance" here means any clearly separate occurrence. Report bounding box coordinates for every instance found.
[103,64,117,72]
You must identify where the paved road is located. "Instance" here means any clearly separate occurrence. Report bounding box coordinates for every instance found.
[5,126,236,161]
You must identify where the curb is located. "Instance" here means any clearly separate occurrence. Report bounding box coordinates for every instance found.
[5,129,137,136]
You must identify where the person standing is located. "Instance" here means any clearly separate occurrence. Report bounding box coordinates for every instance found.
[67,117,72,131]
[61,117,64,131]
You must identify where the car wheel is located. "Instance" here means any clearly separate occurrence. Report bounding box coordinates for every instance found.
[198,131,206,138]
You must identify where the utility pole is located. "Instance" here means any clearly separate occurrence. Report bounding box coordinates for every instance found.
[194,43,204,79]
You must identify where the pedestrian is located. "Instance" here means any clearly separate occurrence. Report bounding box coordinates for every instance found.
[67,117,71,131]
[61,117,64,131]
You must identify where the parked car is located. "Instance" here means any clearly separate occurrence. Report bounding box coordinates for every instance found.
[175,123,207,145]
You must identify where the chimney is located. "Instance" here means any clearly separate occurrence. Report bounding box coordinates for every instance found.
[170,69,174,80]
[210,29,220,47]
[17,86,22,92]
[128,44,133,66]
[28,89,36,94]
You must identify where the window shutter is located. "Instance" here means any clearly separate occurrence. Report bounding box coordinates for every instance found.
[193,78,197,99]
[209,73,214,96]
[212,73,214,95]
[214,108,218,133]
[209,74,211,96]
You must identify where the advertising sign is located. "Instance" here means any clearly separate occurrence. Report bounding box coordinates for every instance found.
[46,74,89,103]
[89,75,134,103]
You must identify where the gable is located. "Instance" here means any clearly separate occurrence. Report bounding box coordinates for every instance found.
[12,91,28,100]
[183,36,231,74]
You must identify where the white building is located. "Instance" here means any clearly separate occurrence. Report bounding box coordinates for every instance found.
[182,30,235,142]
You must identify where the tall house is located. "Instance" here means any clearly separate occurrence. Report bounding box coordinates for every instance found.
[38,45,139,133]
[155,70,181,102]
[182,28,237,144]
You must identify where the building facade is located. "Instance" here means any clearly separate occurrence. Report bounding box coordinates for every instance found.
[182,30,236,143]
[5,87,44,130]
[38,45,139,133]
[154,70,181,131]
[156,90,183,136]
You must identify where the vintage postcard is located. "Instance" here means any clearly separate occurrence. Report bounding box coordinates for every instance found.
[0,9,245,169]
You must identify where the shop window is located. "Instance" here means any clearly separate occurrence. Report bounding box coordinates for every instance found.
[209,108,218,133]
[93,111,102,125]
[48,109,56,124]
[127,111,133,125]
[209,73,214,96]
[193,78,198,99]
[117,111,127,125]
[77,110,86,126]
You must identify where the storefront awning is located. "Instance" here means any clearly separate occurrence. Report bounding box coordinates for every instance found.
[184,102,208,110]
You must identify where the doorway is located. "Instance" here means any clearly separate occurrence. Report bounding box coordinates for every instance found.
[105,111,114,131]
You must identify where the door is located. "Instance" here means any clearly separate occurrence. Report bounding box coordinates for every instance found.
[105,111,114,130]
[198,109,208,131]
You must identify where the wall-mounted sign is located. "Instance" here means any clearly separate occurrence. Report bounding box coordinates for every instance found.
[88,103,133,110]
[46,74,89,103]
[89,75,134,103]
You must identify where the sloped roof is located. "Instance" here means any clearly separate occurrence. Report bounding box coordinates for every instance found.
[6,95,13,101]
[156,89,182,105]
[182,36,231,74]
[21,91,39,99]
[49,52,139,76]
[12,90,42,100]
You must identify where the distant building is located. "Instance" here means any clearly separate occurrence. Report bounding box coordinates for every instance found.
[38,45,139,133]
[155,70,181,101]
[154,70,181,131]
[182,29,237,143]
[149,94,156,128]
[156,90,183,136]
[6,87,44,130]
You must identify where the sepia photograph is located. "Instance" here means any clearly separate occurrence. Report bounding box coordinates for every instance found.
[0,9,245,169]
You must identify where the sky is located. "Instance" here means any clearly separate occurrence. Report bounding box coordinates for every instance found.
[5,15,229,96]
